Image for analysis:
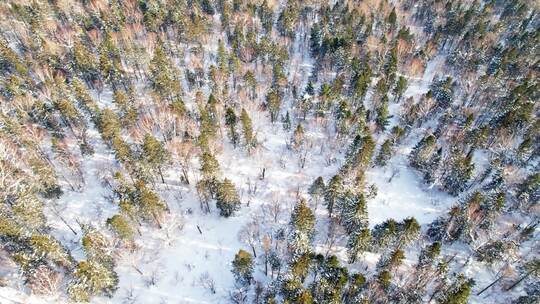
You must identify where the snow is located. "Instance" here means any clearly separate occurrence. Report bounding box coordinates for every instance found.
[3,6,532,304]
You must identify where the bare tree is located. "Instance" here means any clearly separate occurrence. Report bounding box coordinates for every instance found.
[238,220,261,258]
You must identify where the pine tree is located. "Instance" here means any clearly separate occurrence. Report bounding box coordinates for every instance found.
[99,108,122,142]
[68,259,118,302]
[106,214,133,241]
[375,139,393,166]
[216,178,241,217]
[516,172,539,206]
[418,242,442,269]
[289,199,315,256]
[240,108,256,150]
[200,152,220,179]
[324,175,343,218]
[335,100,352,135]
[310,23,322,56]
[142,133,168,183]
[311,255,348,303]
[135,180,167,228]
[266,89,281,123]
[393,76,408,102]
[387,7,397,30]
[282,111,291,131]
[149,40,181,102]
[377,248,405,271]
[441,148,474,196]
[409,134,440,183]
[347,229,371,263]
[375,95,390,131]
[225,107,239,147]
[308,177,325,210]
[292,123,305,150]
[430,77,454,109]
[231,249,253,286]
[341,193,369,234]
[437,276,474,304]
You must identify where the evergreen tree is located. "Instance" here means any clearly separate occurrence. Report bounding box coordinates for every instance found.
[441,148,475,196]
[106,214,133,241]
[240,108,256,149]
[266,89,281,123]
[437,277,474,304]
[308,177,325,210]
[216,178,241,217]
[375,95,390,131]
[136,181,167,228]
[142,133,168,183]
[409,134,440,183]
[292,123,305,150]
[289,199,315,256]
[341,192,369,234]
[282,111,291,131]
[393,76,408,102]
[68,259,118,302]
[225,107,239,147]
[149,40,181,102]
[347,229,371,263]
[231,249,253,286]
[375,139,393,166]
[200,152,220,179]
[324,175,343,217]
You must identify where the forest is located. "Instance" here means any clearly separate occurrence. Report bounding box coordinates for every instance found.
[0,0,538,303]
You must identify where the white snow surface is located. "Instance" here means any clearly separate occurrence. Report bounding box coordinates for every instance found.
[0,16,523,304]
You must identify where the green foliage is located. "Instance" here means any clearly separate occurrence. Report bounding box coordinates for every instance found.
[216,178,241,217]
[289,199,315,255]
[231,249,253,286]
[240,108,256,149]
[69,259,118,301]
[30,234,72,267]
[324,175,343,217]
[107,214,133,241]
[266,89,281,123]
[200,152,220,179]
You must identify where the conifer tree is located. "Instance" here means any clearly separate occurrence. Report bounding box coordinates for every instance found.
[216,178,241,217]
[375,139,393,166]
[292,123,305,150]
[324,175,343,218]
[393,76,408,102]
[347,229,371,264]
[150,40,181,102]
[441,148,475,196]
[341,192,369,234]
[375,95,390,131]
[240,108,256,150]
[266,89,281,123]
[135,180,167,228]
[142,133,168,183]
[308,177,325,210]
[225,107,239,147]
[200,152,220,179]
[106,214,133,241]
[409,134,441,183]
[289,199,315,256]
[68,259,118,302]
[231,249,253,286]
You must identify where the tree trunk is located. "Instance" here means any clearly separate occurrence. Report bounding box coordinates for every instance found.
[250,244,257,258]
[505,272,530,291]
[158,167,165,183]
[477,275,503,296]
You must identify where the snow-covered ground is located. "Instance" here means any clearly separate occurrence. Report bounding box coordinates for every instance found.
[0,28,473,304]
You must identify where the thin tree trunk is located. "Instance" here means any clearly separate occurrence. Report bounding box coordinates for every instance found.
[477,275,503,296]
[505,272,530,291]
